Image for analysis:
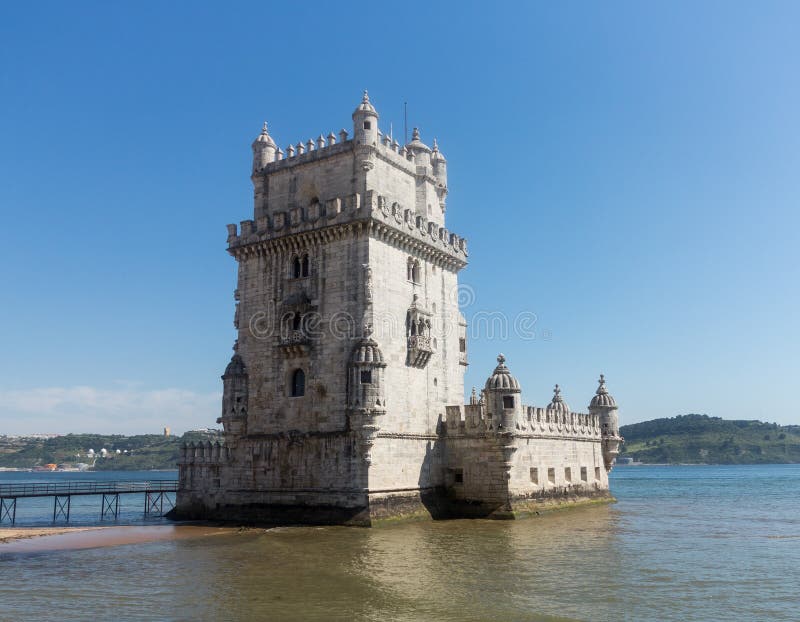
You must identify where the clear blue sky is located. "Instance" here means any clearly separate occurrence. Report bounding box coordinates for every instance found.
[1,1,798,434]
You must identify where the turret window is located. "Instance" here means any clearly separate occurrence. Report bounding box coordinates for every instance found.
[291,253,311,279]
[363,121,371,130]
[290,369,305,397]
[360,370,372,384]
[503,396,514,409]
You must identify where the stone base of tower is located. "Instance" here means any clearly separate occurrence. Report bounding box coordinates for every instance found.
[169,489,374,526]
[169,486,615,526]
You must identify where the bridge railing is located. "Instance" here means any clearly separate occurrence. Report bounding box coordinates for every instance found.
[0,480,178,498]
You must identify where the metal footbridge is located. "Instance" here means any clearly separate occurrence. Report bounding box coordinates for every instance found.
[0,480,178,524]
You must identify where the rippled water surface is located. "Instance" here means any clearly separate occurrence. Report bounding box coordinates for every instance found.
[2,465,799,621]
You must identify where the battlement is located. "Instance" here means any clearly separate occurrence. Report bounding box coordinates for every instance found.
[179,440,229,465]
[226,190,468,267]
[444,403,601,439]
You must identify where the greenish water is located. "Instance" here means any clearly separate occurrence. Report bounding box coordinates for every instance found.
[2,465,799,621]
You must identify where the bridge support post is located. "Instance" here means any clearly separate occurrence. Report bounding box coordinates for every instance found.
[53,495,71,523]
[0,498,16,525]
[144,492,174,517]
[101,493,120,520]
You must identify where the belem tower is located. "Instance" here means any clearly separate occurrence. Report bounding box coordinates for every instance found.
[173,92,624,525]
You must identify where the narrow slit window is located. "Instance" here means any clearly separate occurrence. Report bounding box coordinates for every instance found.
[291,369,305,397]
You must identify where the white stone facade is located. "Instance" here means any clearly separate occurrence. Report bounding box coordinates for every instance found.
[174,93,623,525]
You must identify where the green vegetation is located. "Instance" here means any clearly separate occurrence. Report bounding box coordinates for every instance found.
[0,431,222,470]
[619,414,800,464]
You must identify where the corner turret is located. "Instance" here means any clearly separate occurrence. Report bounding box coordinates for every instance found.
[347,325,387,465]
[251,122,277,172]
[484,354,523,431]
[406,127,432,168]
[218,352,249,437]
[352,90,379,146]
[588,374,623,471]
[431,138,447,185]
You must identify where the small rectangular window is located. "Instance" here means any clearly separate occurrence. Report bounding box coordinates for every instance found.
[503,395,514,409]
[547,467,556,484]
[459,338,466,353]
[530,467,539,484]
[364,121,371,130]
[595,466,601,481]
[580,467,587,482]
[454,469,463,484]
[360,370,372,384]
[565,467,572,483]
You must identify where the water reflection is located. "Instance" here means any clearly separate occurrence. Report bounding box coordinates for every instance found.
[164,505,617,622]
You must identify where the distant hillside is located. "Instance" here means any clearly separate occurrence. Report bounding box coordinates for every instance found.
[0,431,222,471]
[619,414,800,464]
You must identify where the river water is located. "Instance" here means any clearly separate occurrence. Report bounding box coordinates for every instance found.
[1,465,798,621]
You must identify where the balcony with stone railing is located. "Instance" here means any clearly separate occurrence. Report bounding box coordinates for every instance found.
[279,329,311,357]
[407,335,433,368]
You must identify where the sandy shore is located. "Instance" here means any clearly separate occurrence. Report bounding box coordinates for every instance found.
[0,526,104,544]
[0,524,237,552]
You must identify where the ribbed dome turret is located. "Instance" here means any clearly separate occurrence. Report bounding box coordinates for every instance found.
[352,90,377,118]
[252,122,276,149]
[547,385,570,415]
[351,330,386,366]
[485,354,521,391]
[431,138,446,163]
[590,374,617,408]
[223,353,246,377]
[407,127,432,153]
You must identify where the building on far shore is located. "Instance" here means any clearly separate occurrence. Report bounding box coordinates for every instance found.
[173,93,623,525]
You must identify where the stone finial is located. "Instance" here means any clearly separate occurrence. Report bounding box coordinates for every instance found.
[327,132,336,146]
[432,138,439,152]
[553,384,562,401]
[317,134,325,149]
[286,144,295,157]
[362,89,370,103]
[597,374,607,394]
[470,387,478,405]
[339,128,348,142]
[497,353,506,365]
[412,127,420,141]
[307,139,315,152]
[363,323,373,338]
[297,142,305,155]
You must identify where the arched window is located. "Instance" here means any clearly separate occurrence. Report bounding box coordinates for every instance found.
[292,256,302,279]
[292,313,302,331]
[301,254,310,277]
[411,261,420,284]
[291,369,305,397]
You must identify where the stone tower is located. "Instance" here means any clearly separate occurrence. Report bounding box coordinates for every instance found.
[175,91,469,524]
[174,93,621,525]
